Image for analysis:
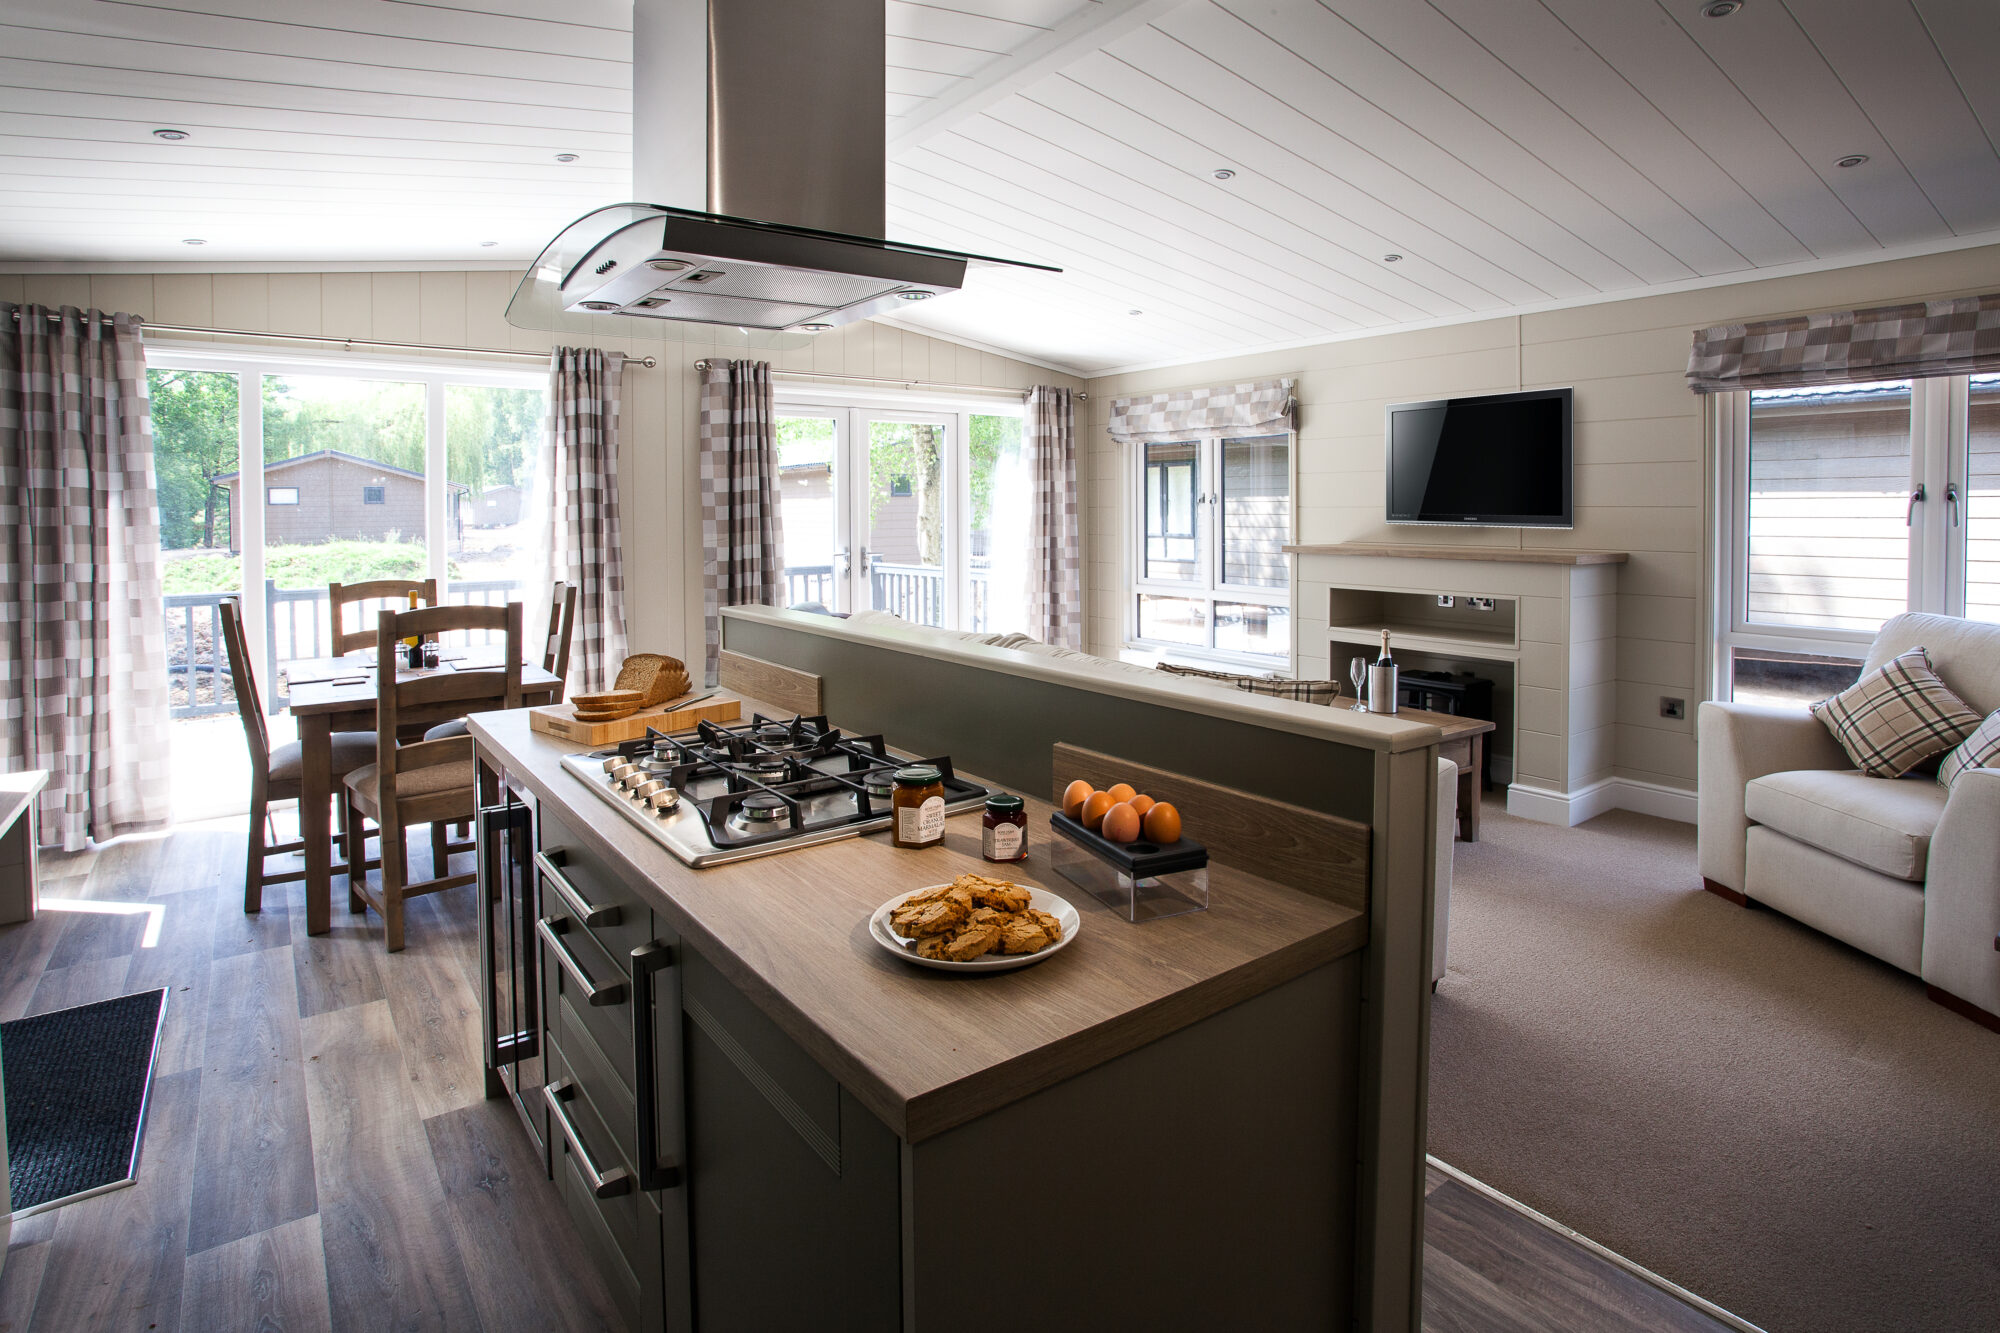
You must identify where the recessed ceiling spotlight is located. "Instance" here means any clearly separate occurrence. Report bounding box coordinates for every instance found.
[1213,168,1236,181]
[1128,308,1143,316]
[1383,253,1403,262]
[554,152,579,163]
[182,237,206,245]
[896,289,933,301]
[1700,0,1742,17]
[1836,153,1870,168]
[479,240,498,247]
[152,128,189,141]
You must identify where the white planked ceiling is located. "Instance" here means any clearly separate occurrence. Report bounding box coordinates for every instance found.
[3,0,1998,375]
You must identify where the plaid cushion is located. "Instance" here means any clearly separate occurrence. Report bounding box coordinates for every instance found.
[1937,709,2000,791]
[1810,647,1982,778]
[1155,662,1343,706]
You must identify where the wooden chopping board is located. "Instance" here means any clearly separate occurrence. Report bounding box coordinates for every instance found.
[528,693,742,746]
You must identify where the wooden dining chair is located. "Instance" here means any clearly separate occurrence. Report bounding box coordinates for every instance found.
[329,577,438,656]
[343,601,522,952]
[544,580,579,696]
[423,581,575,746]
[219,598,376,913]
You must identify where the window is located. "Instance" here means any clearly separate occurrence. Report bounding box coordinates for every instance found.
[1130,432,1293,663]
[773,395,1031,636]
[146,345,545,708]
[1714,373,1999,703]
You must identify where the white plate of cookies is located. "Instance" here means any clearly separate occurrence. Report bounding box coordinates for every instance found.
[869,873,1081,973]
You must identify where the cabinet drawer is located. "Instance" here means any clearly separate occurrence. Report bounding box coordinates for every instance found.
[537,806,655,968]
[542,911,635,1087]
[559,991,637,1155]
[548,1048,665,1330]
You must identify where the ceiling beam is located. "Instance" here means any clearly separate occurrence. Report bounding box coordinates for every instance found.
[885,0,1188,157]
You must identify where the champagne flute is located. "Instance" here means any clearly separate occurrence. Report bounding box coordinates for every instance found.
[1349,655,1369,711]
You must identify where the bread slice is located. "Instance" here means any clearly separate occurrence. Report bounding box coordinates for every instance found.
[571,689,643,711]
[614,653,691,708]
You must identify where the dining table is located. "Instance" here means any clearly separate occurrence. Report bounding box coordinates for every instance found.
[284,648,562,934]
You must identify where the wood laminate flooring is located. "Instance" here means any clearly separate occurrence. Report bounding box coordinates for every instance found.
[0,818,1744,1332]
[0,816,623,1333]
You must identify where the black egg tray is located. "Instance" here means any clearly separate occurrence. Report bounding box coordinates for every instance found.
[1048,810,1209,878]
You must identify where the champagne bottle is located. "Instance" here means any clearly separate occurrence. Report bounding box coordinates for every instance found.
[1368,628,1398,715]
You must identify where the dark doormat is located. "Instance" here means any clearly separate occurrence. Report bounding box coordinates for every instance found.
[2,988,169,1216]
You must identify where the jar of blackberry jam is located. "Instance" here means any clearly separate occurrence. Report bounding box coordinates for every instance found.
[981,793,1027,863]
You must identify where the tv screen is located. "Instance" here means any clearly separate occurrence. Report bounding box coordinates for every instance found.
[1385,387,1573,528]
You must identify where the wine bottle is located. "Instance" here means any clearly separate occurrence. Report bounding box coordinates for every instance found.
[1368,628,1398,715]
[404,589,420,650]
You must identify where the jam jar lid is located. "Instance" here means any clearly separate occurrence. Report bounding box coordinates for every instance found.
[984,793,1025,812]
[893,764,942,786]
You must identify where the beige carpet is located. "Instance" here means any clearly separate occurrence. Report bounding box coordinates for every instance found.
[1428,801,2000,1333]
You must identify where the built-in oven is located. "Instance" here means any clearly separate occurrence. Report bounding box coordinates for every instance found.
[477,760,546,1159]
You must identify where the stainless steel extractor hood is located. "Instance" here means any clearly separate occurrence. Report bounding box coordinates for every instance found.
[507,0,1057,339]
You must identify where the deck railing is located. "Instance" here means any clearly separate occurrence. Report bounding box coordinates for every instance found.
[166,577,523,718]
[867,560,990,631]
[782,565,835,608]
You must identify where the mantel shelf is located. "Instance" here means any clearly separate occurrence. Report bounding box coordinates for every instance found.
[1327,621,1519,658]
[1285,543,1628,566]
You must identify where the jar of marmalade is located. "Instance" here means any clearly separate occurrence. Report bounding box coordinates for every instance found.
[982,793,1027,863]
[891,765,946,849]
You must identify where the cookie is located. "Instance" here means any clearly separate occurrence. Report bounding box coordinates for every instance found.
[890,898,966,938]
[1028,908,1063,943]
[942,922,1002,962]
[998,916,1051,955]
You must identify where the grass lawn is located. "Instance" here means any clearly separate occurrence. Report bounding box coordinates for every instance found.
[162,540,461,594]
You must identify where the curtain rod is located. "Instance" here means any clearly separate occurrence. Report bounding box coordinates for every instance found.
[695,360,1085,399]
[4,308,658,367]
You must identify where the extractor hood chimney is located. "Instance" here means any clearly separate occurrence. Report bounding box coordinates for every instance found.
[506,0,1056,339]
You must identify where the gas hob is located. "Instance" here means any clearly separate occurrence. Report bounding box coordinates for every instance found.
[558,713,989,867]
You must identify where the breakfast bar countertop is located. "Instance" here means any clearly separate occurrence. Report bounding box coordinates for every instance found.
[470,703,1367,1143]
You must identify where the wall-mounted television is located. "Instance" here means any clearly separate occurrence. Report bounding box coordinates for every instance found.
[1385,387,1573,528]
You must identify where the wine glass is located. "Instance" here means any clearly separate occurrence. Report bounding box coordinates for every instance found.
[1349,655,1369,711]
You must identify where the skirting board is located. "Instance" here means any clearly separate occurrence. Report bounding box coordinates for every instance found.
[1506,777,1697,827]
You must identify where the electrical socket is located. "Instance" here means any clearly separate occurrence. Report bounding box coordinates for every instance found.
[1469,597,1496,611]
[1660,696,1686,720]
[1436,594,1455,608]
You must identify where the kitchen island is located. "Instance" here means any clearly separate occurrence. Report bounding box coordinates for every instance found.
[472,700,1376,1332]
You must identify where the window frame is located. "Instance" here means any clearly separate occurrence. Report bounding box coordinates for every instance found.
[773,387,1028,634]
[1710,372,1988,700]
[1125,427,1297,669]
[267,486,299,506]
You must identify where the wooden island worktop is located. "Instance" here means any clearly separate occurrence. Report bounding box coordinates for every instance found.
[470,701,1367,1143]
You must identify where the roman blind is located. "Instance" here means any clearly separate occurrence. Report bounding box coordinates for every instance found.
[1685,292,2000,394]
[1107,378,1295,443]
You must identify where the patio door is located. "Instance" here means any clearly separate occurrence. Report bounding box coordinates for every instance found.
[855,412,955,628]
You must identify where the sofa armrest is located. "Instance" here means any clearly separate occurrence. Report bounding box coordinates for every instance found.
[1697,700,1850,893]
[1921,768,2000,1018]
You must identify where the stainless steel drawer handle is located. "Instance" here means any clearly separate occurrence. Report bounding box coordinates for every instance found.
[544,1079,632,1199]
[537,915,627,1007]
[535,848,622,927]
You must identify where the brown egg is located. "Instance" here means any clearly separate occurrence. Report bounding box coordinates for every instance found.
[1142,801,1182,844]
[1062,779,1094,819]
[1105,782,1137,804]
[1101,802,1141,844]
[1127,793,1156,818]
[1082,790,1117,830]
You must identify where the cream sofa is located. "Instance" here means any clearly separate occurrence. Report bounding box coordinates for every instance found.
[1698,612,2000,1028]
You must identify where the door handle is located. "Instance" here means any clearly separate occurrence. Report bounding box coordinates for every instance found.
[631,942,683,1191]
[537,915,627,1007]
[1947,481,1960,527]
[544,1079,632,1199]
[1907,484,1926,525]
